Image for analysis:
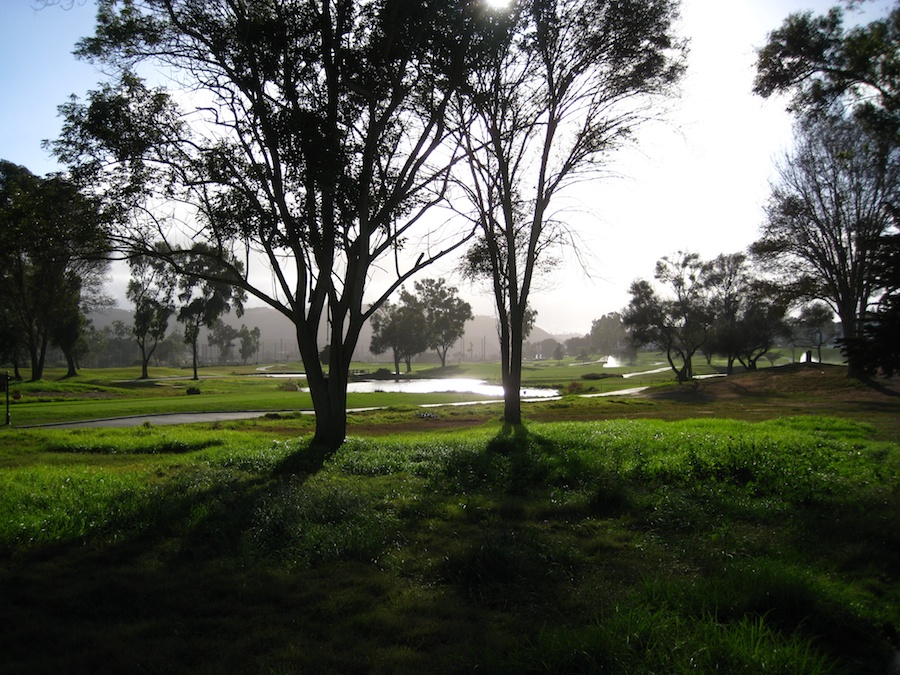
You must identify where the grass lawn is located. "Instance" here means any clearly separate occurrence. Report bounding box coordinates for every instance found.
[0,362,897,672]
[1,352,781,427]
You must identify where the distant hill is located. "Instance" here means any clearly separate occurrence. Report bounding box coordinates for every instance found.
[89,305,567,365]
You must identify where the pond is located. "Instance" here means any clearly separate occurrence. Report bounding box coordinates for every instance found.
[263,374,557,398]
[339,378,557,398]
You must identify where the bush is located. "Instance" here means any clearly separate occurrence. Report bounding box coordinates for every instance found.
[186,387,201,395]
[581,372,622,380]
[564,381,584,395]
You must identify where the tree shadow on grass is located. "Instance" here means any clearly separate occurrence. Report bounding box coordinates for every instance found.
[0,436,468,673]
[272,438,335,476]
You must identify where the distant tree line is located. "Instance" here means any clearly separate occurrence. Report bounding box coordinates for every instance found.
[620,251,839,382]
[0,167,260,380]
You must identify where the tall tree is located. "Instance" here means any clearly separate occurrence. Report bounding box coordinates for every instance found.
[0,161,109,381]
[369,298,428,375]
[704,253,788,374]
[453,0,684,429]
[755,1,900,376]
[623,252,711,382]
[413,278,472,368]
[751,112,900,377]
[794,302,836,363]
[50,0,486,450]
[238,325,261,366]
[840,233,900,374]
[177,248,246,380]
[590,313,627,357]
[128,246,177,379]
[207,320,240,365]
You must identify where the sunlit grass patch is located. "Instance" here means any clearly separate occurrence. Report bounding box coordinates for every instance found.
[0,466,159,549]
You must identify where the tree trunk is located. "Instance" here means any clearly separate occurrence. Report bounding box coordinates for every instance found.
[191,338,199,380]
[501,304,523,430]
[138,341,152,379]
[63,350,78,378]
[308,375,348,451]
[29,336,47,382]
[296,318,354,454]
[838,304,865,378]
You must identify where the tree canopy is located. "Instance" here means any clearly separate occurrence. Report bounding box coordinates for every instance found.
[413,278,472,368]
[51,0,488,449]
[754,1,900,138]
[369,297,428,376]
[0,160,110,381]
[128,245,177,379]
[751,112,900,376]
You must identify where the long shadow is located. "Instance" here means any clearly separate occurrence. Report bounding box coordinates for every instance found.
[0,436,416,673]
[273,438,335,476]
[860,374,900,398]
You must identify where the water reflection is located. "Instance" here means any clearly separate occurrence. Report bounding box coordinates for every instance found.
[280,376,558,398]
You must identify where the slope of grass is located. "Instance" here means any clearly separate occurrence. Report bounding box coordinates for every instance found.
[1,413,897,673]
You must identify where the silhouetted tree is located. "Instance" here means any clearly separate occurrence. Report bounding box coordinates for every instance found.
[208,320,240,365]
[704,253,788,374]
[50,0,487,450]
[239,325,261,366]
[840,233,900,374]
[370,298,428,376]
[454,0,685,429]
[755,1,900,141]
[590,313,627,357]
[795,303,836,363]
[128,245,177,379]
[623,252,712,382]
[752,112,900,377]
[177,247,246,380]
[0,161,109,380]
[413,278,472,368]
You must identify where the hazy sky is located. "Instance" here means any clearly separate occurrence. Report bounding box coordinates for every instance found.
[1,0,892,335]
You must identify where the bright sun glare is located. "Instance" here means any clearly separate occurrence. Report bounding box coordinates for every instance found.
[483,0,511,9]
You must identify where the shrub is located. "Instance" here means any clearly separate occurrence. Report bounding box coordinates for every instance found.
[564,381,584,395]
[186,387,201,395]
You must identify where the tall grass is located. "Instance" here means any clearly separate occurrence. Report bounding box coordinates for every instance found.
[0,416,896,672]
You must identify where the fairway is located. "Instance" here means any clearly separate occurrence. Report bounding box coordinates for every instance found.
[4,357,682,428]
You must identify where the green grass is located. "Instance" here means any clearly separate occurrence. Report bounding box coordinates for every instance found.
[1,415,897,673]
[5,370,503,426]
[0,354,737,427]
